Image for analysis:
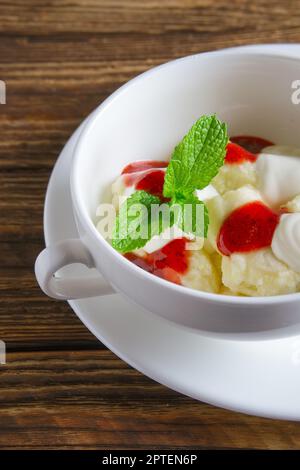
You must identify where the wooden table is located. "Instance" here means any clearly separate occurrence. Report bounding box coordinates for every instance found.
[1,0,300,450]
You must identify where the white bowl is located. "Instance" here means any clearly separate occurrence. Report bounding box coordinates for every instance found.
[35,50,300,340]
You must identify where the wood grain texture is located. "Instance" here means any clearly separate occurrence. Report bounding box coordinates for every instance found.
[1,0,300,450]
[1,350,300,450]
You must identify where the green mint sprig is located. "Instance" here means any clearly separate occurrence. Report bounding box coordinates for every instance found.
[163,115,228,198]
[112,190,162,253]
[171,193,209,238]
[112,115,228,253]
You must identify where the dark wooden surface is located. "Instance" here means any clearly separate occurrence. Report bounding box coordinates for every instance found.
[1,0,300,450]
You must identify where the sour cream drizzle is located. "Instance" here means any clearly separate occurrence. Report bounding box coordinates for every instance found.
[255,145,300,271]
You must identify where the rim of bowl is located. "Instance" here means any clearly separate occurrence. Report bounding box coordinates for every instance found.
[71,49,300,306]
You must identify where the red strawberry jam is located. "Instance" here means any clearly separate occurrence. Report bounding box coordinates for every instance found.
[135,170,166,199]
[217,201,280,256]
[230,136,274,155]
[121,160,168,199]
[122,160,168,174]
[225,137,274,164]
[125,238,189,284]
[225,142,257,164]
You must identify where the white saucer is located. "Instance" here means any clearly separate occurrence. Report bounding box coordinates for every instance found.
[44,44,300,421]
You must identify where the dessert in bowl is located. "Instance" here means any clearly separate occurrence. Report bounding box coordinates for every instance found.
[106,117,300,297]
[35,51,300,339]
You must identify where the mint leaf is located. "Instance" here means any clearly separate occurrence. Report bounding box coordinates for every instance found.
[112,190,166,253]
[170,194,209,238]
[163,115,228,198]
[112,114,228,253]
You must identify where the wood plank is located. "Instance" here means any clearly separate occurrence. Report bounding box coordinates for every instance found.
[0,267,98,348]
[0,0,298,36]
[0,350,299,450]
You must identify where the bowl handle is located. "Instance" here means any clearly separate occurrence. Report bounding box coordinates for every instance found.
[35,239,115,300]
